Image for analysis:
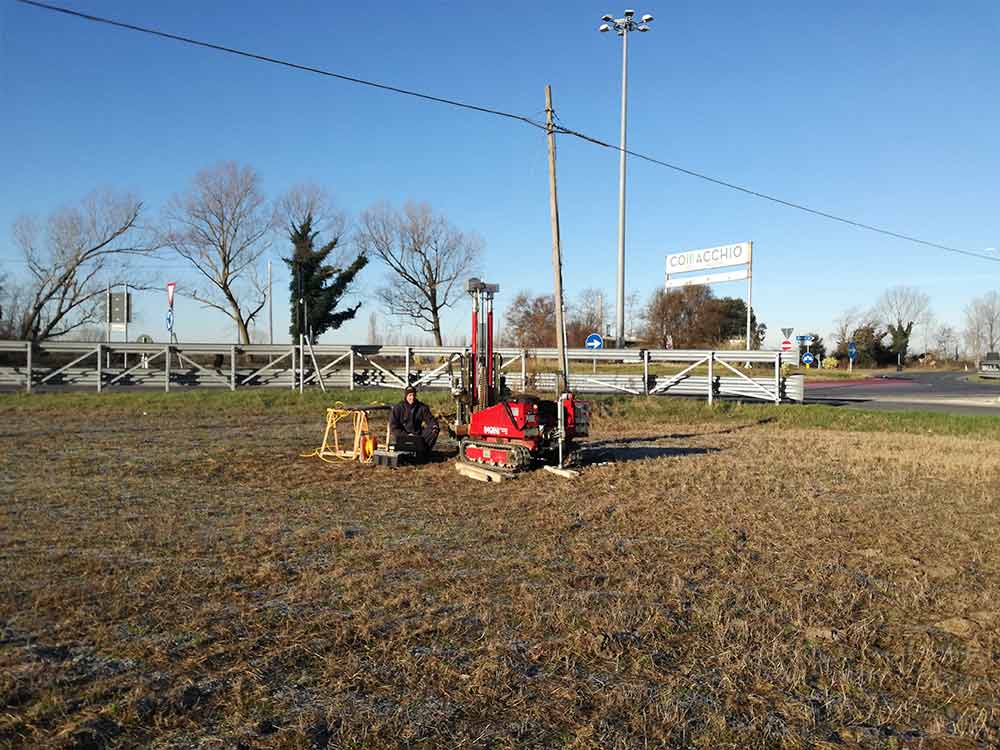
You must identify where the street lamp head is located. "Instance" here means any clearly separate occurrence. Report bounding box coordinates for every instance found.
[599,23,611,32]
[638,24,650,31]
[641,13,654,22]
[601,14,613,21]
[624,9,635,17]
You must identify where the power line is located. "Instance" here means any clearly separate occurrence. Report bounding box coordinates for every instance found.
[15,0,997,265]
[552,124,1000,264]
[14,0,547,132]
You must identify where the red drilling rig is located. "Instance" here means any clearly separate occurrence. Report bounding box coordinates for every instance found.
[451,278,588,472]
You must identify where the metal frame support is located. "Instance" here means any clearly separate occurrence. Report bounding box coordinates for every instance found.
[642,349,650,395]
[349,348,355,391]
[96,344,103,393]
[165,346,171,392]
[774,352,781,404]
[25,342,32,393]
[521,349,527,391]
[404,347,411,386]
[707,351,714,405]
[230,345,237,391]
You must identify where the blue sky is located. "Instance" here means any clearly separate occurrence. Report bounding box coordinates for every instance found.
[1,0,997,347]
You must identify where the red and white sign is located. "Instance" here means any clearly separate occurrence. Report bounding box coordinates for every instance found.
[166,282,176,308]
[780,339,793,352]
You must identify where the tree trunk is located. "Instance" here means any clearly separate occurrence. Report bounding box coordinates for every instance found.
[236,317,250,345]
[431,307,443,347]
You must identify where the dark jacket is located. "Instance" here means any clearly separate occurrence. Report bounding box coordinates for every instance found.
[389,399,438,437]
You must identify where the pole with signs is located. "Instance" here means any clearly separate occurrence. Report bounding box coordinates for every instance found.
[165,282,177,343]
[123,280,128,370]
[745,241,753,350]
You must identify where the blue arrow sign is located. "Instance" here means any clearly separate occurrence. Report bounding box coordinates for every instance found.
[165,308,174,333]
[585,333,604,350]
[801,351,815,366]
[847,342,858,360]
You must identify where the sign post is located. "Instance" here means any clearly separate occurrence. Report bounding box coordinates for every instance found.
[665,241,753,349]
[585,333,603,374]
[166,282,177,343]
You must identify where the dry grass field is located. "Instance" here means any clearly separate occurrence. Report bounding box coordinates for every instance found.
[1,392,998,749]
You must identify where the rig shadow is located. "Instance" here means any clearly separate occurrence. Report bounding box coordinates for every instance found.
[575,444,719,465]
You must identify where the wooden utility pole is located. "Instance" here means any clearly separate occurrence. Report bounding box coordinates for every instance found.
[545,85,569,393]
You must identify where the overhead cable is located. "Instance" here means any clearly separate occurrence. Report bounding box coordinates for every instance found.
[15,0,997,263]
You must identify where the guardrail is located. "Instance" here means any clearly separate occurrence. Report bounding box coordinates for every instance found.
[0,341,802,403]
[980,354,1000,379]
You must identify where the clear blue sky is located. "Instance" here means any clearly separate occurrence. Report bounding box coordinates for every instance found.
[2,0,997,347]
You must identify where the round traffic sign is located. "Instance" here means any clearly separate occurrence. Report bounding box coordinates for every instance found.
[585,333,604,350]
[801,351,815,366]
[165,309,174,333]
[781,339,793,352]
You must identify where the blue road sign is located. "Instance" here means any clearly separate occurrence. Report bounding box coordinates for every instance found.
[585,333,604,350]
[795,335,814,344]
[848,342,858,361]
[165,308,174,333]
[801,351,815,366]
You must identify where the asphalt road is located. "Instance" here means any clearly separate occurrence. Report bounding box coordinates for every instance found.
[806,370,1000,415]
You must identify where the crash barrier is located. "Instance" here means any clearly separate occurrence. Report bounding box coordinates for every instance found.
[0,341,803,403]
[980,352,1000,379]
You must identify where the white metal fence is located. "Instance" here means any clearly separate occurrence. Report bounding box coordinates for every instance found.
[0,341,803,403]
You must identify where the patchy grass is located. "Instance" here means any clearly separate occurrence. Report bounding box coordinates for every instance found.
[1,394,999,748]
[6,389,1000,440]
[596,395,1000,441]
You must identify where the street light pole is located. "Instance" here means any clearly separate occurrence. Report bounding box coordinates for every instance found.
[616,23,628,350]
[600,9,653,349]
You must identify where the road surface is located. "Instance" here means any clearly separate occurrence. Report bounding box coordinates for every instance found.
[807,370,1000,415]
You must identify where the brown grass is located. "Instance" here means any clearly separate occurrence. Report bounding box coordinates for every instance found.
[1,400,998,749]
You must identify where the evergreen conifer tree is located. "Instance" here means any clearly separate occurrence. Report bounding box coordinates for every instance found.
[284,213,367,341]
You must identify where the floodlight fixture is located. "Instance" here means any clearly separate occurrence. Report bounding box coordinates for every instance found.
[641,13,654,22]
[624,8,635,16]
[599,23,611,31]
[602,14,613,21]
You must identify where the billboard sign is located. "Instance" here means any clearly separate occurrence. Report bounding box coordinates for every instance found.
[665,241,751,277]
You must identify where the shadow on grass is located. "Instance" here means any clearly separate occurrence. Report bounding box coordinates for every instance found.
[587,416,776,445]
[576,444,719,465]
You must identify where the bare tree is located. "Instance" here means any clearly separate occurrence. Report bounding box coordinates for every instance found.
[504,291,555,348]
[874,285,932,358]
[6,191,154,342]
[164,162,275,344]
[565,289,608,346]
[963,291,1000,357]
[357,201,481,346]
[830,305,869,350]
[930,324,958,359]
